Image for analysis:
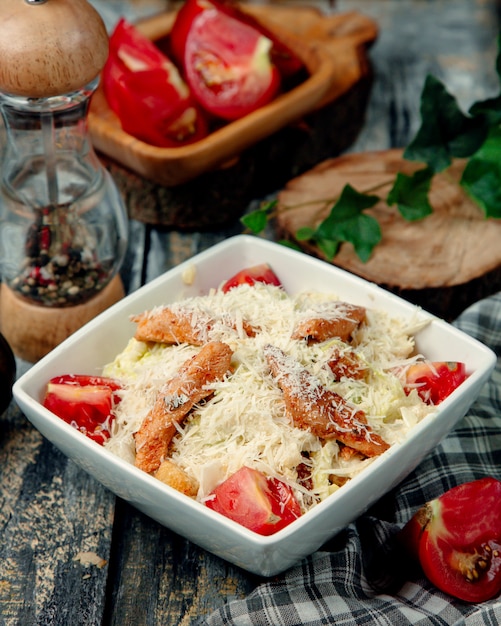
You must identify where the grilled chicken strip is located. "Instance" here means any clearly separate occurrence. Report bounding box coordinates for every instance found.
[327,345,368,381]
[132,305,256,346]
[264,344,389,458]
[292,301,366,343]
[134,341,233,473]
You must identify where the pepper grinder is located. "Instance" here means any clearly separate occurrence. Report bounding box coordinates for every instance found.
[0,0,128,362]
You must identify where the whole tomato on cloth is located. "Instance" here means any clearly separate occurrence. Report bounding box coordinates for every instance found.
[170,0,303,79]
[404,361,467,405]
[206,466,301,535]
[174,1,282,121]
[221,263,282,293]
[399,477,501,602]
[43,374,122,445]
[102,18,207,147]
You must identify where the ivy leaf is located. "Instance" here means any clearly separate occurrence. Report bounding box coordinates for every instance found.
[461,126,501,218]
[279,239,302,252]
[296,226,340,258]
[317,237,340,260]
[313,184,381,262]
[241,200,276,233]
[404,75,488,172]
[296,226,316,240]
[469,94,501,126]
[239,38,501,264]
[298,224,342,259]
[387,167,434,220]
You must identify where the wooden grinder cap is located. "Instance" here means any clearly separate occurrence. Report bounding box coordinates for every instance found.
[0,0,109,98]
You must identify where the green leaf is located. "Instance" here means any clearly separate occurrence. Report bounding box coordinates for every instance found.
[241,200,276,233]
[468,94,501,126]
[247,44,501,265]
[404,75,488,172]
[461,126,501,218]
[313,184,381,262]
[387,167,434,221]
[241,209,268,233]
[278,239,302,252]
[316,237,340,260]
[295,226,316,241]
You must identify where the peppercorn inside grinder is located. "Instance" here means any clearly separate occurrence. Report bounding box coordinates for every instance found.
[0,0,128,362]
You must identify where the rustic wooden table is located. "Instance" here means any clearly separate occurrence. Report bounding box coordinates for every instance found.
[1,1,500,624]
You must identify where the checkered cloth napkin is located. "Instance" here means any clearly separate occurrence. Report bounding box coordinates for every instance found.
[197,293,501,626]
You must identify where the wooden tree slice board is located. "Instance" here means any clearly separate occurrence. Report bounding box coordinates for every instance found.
[275,148,501,320]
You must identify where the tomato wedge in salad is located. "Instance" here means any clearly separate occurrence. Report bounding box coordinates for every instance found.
[404,361,467,405]
[102,18,207,147]
[399,477,501,602]
[206,466,301,535]
[43,375,121,445]
[221,263,282,293]
[182,6,281,120]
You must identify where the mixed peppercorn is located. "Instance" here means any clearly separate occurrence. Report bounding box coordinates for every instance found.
[9,204,111,307]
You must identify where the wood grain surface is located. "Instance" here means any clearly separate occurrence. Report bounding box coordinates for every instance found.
[2,1,500,625]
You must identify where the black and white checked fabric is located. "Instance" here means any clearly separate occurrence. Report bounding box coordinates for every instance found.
[197,293,501,626]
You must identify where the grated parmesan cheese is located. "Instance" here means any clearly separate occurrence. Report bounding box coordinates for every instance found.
[103,283,436,513]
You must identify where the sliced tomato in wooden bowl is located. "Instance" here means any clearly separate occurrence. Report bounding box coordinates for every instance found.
[169,0,207,66]
[103,18,207,147]
[181,5,281,121]
[400,477,501,602]
[170,0,304,79]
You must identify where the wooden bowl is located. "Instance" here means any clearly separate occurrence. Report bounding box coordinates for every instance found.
[89,5,377,187]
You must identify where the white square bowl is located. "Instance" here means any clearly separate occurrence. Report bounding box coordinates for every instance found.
[13,235,496,576]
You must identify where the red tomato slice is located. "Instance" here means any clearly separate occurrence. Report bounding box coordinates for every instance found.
[43,374,121,445]
[183,8,281,121]
[102,18,207,147]
[221,263,282,293]
[400,477,501,602]
[218,0,304,78]
[405,361,467,404]
[170,0,303,78]
[206,466,301,535]
[169,0,207,67]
